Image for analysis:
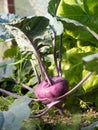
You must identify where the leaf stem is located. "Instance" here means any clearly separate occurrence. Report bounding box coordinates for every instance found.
[30,59,40,84]
[31,100,61,118]
[57,71,93,100]
[52,28,60,76]
[0,88,21,98]
[29,38,52,85]
[58,34,63,76]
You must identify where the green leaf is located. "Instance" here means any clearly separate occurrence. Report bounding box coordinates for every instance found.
[82,70,98,92]
[57,17,98,45]
[1,96,31,130]
[5,16,52,55]
[4,45,18,58]
[81,121,98,130]
[0,112,4,129]
[0,58,14,79]
[0,14,19,23]
[61,46,98,86]
[5,25,35,53]
[12,16,49,39]
[84,0,98,16]
[82,53,98,72]
[0,14,19,41]
[57,0,87,21]
[48,0,61,16]
[56,0,98,45]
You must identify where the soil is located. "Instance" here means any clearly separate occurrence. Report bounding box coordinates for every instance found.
[40,108,98,129]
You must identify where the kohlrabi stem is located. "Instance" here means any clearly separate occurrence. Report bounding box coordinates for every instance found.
[30,41,45,80]
[28,38,52,85]
[57,71,92,100]
[0,88,21,98]
[31,107,49,118]
[31,100,61,118]
[58,34,63,76]
[30,59,40,84]
[52,32,60,76]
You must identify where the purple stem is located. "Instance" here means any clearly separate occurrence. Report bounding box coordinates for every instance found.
[32,107,49,118]
[57,71,92,100]
[32,100,61,118]
[28,38,52,85]
[52,32,60,76]
[58,34,63,76]
[30,59,40,84]
[0,88,21,98]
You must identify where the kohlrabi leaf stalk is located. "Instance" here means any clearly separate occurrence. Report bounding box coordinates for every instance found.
[56,71,93,100]
[58,34,63,76]
[52,31,60,76]
[30,59,40,84]
[0,88,21,98]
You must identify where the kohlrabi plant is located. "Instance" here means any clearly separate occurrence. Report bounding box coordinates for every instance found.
[0,13,93,117]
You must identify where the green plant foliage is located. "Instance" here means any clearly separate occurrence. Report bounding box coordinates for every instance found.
[0,58,14,79]
[0,112,4,128]
[4,45,18,58]
[48,0,61,16]
[57,0,86,21]
[61,46,98,87]
[54,0,98,93]
[82,53,98,72]
[0,96,31,130]
[57,17,98,45]
[82,70,98,92]
[0,97,12,111]
[0,14,19,41]
[0,0,98,129]
[12,16,49,39]
[20,118,41,130]
[81,121,98,130]
[5,16,53,55]
[56,0,98,45]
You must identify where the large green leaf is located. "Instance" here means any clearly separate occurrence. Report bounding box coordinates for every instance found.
[0,14,19,41]
[12,16,49,39]
[57,0,98,27]
[56,0,98,45]
[57,0,87,21]
[57,17,98,45]
[5,16,53,55]
[5,25,35,53]
[0,96,31,130]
